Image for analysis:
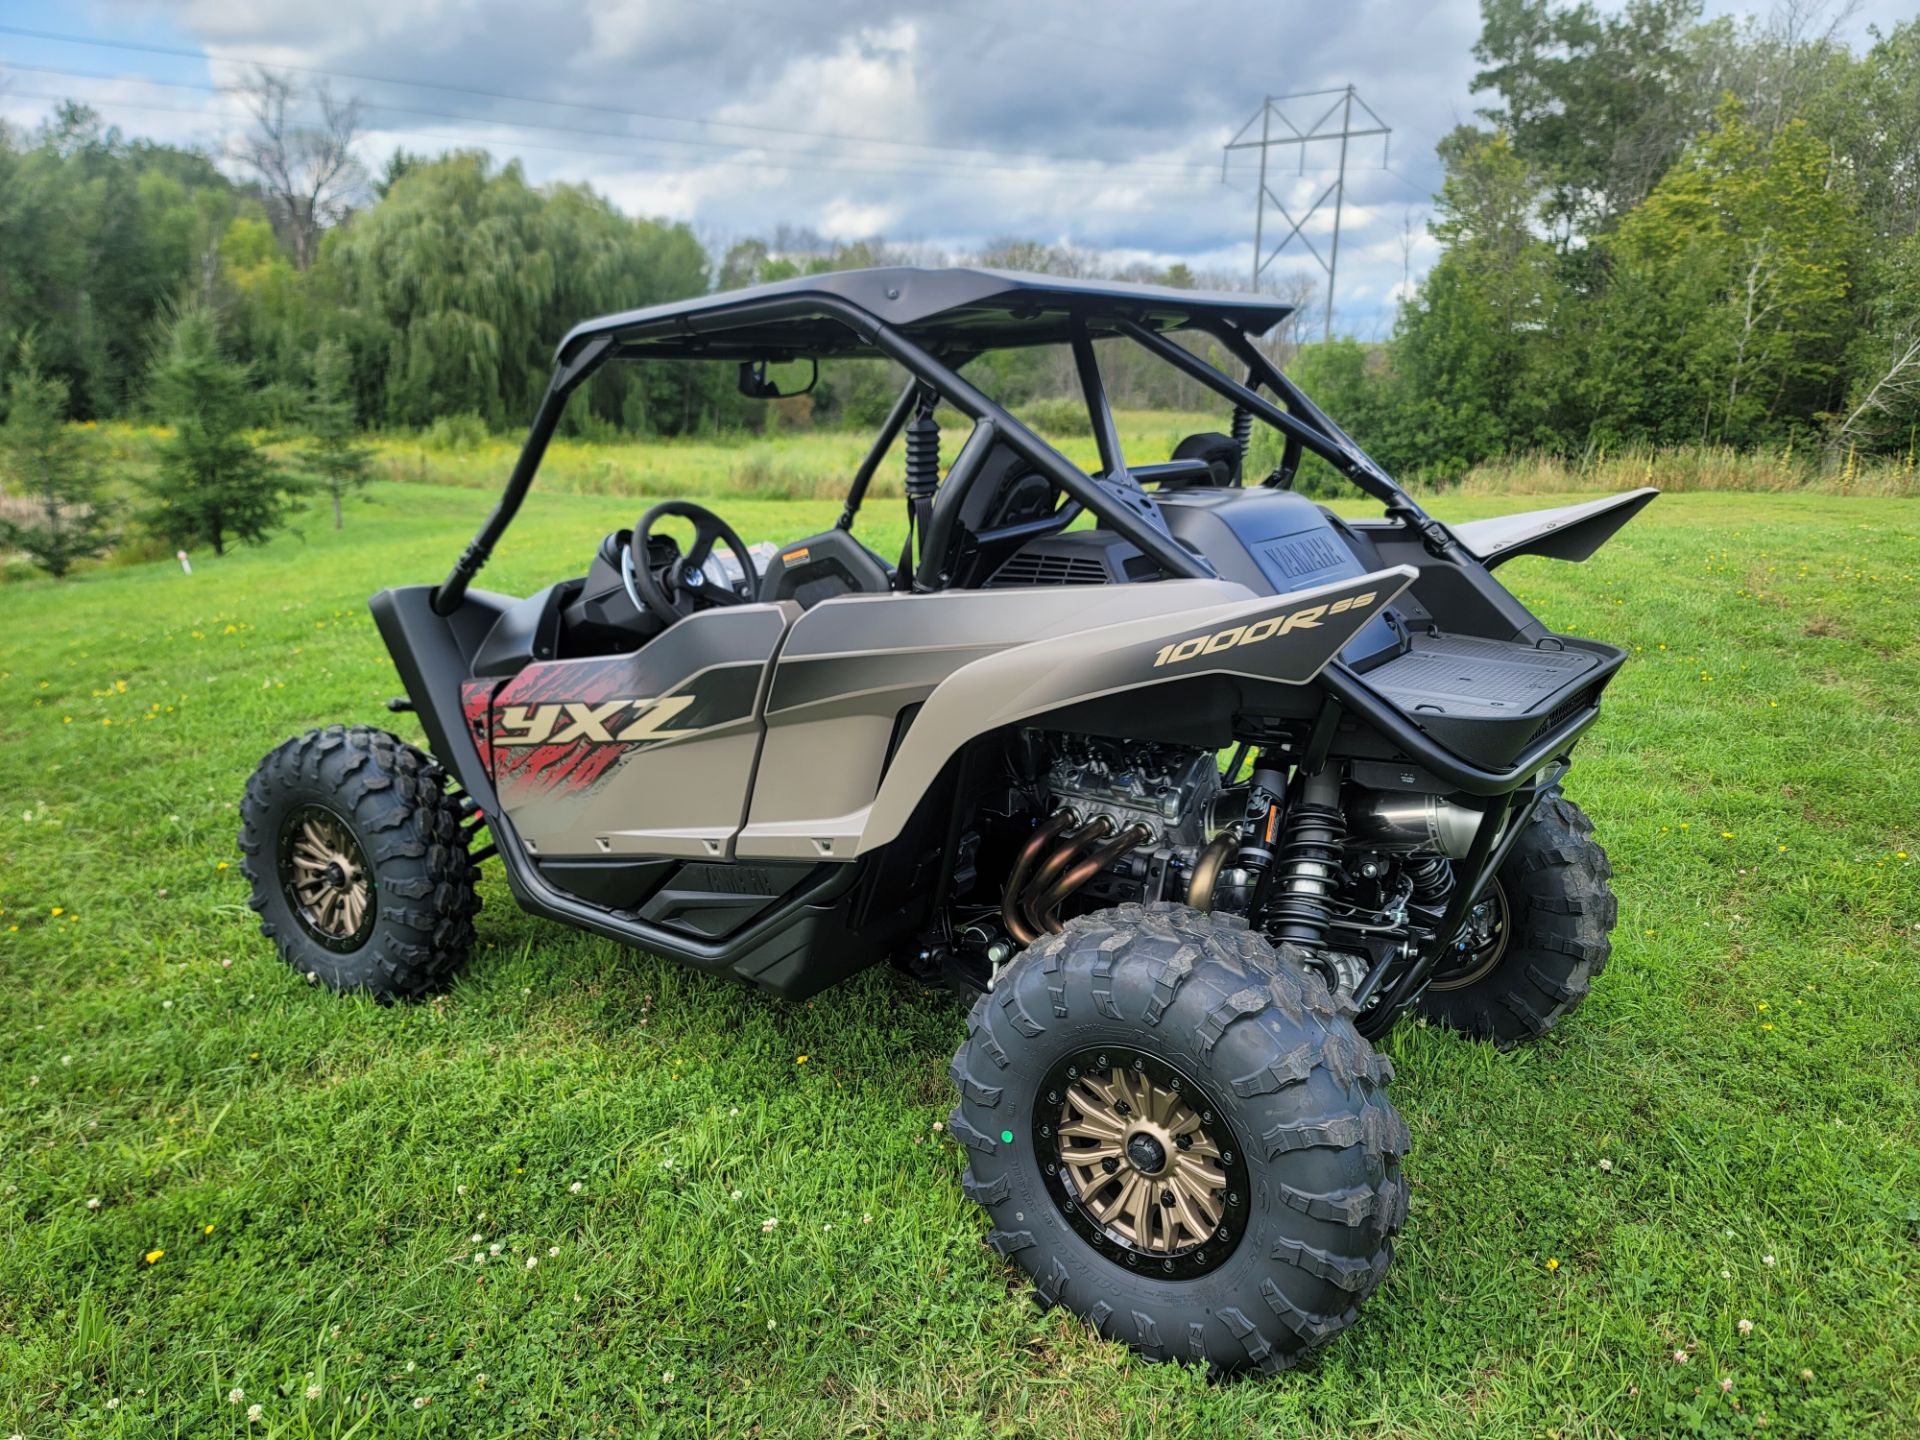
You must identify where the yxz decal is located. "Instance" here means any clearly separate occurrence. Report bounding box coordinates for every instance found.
[487,653,763,797]
[495,696,697,746]
[1152,590,1377,668]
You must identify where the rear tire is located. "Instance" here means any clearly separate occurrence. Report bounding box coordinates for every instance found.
[949,903,1408,1376]
[238,725,479,1001]
[1415,788,1615,1048]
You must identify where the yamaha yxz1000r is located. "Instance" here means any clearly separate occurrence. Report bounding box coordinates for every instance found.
[240,268,1652,1374]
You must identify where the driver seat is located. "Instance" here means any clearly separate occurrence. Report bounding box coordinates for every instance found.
[756,530,893,610]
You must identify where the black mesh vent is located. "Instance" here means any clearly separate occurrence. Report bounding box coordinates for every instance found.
[1527,683,1602,742]
[987,552,1111,587]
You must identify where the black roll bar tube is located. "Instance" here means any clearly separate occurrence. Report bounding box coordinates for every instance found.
[835,379,918,533]
[431,335,616,616]
[1071,317,1129,483]
[863,312,1211,582]
[436,293,1214,599]
[1116,317,1419,517]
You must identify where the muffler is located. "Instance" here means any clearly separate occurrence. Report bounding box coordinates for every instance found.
[1345,791,1480,859]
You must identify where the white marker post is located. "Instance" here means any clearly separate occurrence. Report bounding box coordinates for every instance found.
[177,550,192,575]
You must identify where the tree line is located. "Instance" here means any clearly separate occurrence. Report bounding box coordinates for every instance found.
[2,1,1916,577]
[1308,2,1920,480]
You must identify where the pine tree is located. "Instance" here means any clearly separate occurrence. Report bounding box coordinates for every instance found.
[300,338,372,528]
[0,343,115,577]
[138,310,292,556]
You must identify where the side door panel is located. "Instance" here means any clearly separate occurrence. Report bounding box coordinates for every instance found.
[478,604,795,862]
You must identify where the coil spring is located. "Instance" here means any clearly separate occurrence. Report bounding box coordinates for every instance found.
[1407,854,1453,906]
[1266,800,1348,949]
[1230,405,1252,457]
[904,404,941,498]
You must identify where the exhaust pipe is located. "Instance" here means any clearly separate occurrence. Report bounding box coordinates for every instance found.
[1345,791,1481,859]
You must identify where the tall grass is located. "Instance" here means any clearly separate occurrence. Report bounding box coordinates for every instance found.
[1454,438,1919,498]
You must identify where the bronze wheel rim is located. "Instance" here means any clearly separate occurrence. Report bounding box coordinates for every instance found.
[278,804,376,952]
[1036,1047,1247,1278]
[1429,879,1511,991]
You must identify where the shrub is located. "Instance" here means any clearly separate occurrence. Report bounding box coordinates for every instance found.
[422,412,489,453]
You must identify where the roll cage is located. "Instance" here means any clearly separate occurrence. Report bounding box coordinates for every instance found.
[430,265,1457,616]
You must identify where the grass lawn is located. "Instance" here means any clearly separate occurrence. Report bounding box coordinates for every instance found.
[1,481,1916,1437]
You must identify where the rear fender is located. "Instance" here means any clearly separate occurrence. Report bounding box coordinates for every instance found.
[848,566,1415,856]
[1451,487,1659,569]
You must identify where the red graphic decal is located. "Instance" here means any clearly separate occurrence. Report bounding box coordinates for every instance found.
[460,680,496,770]
[488,658,666,797]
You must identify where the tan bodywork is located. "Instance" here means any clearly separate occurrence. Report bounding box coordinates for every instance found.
[737,567,1415,861]
[489,570,1413,865]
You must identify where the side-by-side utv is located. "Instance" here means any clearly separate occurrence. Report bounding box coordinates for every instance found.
[240,268,1652,1374]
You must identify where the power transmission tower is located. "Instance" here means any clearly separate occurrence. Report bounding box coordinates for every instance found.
[1223,87,1391,341]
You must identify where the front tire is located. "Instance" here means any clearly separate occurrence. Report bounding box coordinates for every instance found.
[949,903,1408,1376]
[238,725,479,1000]
[1415,788,1615,1048]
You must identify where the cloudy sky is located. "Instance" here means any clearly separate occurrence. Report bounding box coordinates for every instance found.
[0,0,1906,335]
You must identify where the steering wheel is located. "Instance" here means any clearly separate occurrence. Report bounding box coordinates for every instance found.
[624,500,759,622]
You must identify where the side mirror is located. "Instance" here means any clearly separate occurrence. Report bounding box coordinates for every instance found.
[738,358,818,399]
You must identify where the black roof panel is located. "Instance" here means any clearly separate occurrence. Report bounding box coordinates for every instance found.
[557,266,1294,362]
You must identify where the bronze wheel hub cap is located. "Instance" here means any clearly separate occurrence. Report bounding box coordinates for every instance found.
[1038,1049,1248,1277]
[279,804,375,951]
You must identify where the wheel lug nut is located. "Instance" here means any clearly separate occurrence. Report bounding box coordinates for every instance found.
[1175,1133,1192,1150]
[1161,1190,1175,1207]
[1101,1158,1118,1175]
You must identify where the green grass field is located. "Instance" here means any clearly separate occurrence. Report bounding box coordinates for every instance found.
[2,482,1916,1437]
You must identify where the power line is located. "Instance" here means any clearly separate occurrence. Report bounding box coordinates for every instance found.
[0,59,1219,185]
[0,82,1218,193]
[0,23,1213,176]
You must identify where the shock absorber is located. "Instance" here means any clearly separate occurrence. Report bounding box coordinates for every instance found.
[1266,768,1347,950]
[1406,855,1453,907]
[1229,404,1252,468]
[901,391,940,577]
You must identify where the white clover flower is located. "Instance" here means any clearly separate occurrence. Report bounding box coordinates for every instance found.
[730,1189,743,1201]
[525,1256,537,1269]
[1737,1318,1754,1336]
[569,1181,583,1194]
[761,1217,778,1233]
[488,1242,502,1255]
[1720,1377,1734,1393]
[305,1383,322,1399]
[229,1388,245,1404]
[247,1403,263,1422]
[473,1251,485,1264]
[862,1213,873,1224]
[547,1245,559,1257]
[1597,1158,1612,1172]
[87,1197,101,1210]
[60,1055,72,1067]
[405,1361,415,1373]
[456,1184,467,1195]
[662,1370,674,1383]
[1763,1253,1776,1267]
[412,1396,428,1410]
[105,1397,120,1410]
[1673,1351,1689,1364]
